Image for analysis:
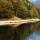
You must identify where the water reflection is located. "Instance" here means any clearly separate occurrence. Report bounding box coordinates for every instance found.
[16,22,40,40]
[24,32,40,40]
[0,22,40,40]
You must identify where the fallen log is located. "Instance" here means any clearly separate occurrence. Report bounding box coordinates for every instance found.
[0,19,40,27]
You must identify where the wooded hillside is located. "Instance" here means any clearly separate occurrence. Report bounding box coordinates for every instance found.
[0,0,40,19]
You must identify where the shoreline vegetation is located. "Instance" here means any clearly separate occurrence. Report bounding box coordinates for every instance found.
[0,0,40,19]
[0,0,40,27]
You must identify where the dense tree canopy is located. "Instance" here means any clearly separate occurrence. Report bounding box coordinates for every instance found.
[0,0,40,19]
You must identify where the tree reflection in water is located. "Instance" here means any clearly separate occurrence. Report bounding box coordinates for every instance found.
[16,22,40,40]
[0,22,40,40]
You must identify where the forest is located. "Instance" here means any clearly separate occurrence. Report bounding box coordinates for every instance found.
[0,0,40,40]
[0,0,40,19]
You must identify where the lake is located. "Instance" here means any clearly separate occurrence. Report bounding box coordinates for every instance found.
[24,22,40,40]
[0,22,40,40]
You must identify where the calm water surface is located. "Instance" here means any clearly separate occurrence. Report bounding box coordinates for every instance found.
[0,22,40,40]
[22,22,40,40]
